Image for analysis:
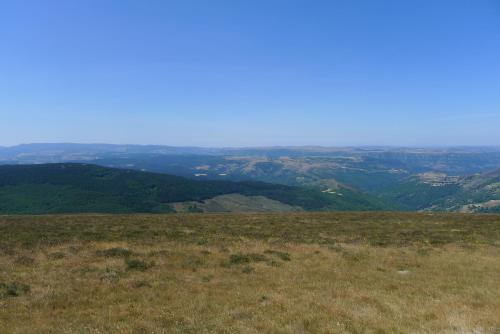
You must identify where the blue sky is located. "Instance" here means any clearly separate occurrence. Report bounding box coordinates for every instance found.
[1,0,499,147]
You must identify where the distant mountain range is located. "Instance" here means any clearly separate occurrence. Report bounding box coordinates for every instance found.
[1,143,500,169]
[0,143,499,213]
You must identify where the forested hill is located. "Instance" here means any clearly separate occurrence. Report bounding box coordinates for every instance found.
[0,163,389,214]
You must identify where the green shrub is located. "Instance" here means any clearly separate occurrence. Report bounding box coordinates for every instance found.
[242,265,254,274]
[196,239,208,245]
[202,275,213,283]
[229,253,267,265]
[47,252,66,260]
[267,260,281,267]
[0,282,30,298]
[125,258,154,271]
[97,247,132,258]
[328,244,343,253]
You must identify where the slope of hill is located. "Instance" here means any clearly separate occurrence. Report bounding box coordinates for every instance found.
[430,169,500,213]
[376,170,500,212]
[171,194,303,213]
[0,164,389,214]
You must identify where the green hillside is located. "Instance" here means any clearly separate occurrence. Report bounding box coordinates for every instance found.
[0,164,389,214]
[376,170,500,212]
[431,170,500,212]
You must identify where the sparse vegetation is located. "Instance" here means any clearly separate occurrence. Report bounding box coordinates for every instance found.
[0,282,30,298]
[124,258,154,271]
[229,253,267,265]
[13,255,35,266]
[264,249,291,261]
[100,267,120,284]
[0,212,498,333]
[47,251,65,260]
[96,247,132,258]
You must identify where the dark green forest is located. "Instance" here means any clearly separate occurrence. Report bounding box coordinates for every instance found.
[0,164,388,214]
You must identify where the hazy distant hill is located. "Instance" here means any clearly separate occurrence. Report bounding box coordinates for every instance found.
[0,163,389,214]
[2,143,500,175]
[1,144,500,213]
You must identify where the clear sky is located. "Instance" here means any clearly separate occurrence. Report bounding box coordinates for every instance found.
[1,0,499,147]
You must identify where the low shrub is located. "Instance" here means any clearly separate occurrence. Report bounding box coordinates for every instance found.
[242,265,254,274]
[0,282,30,298]
[202,275,213,283]
[267,260,281,267]
[328,244,343,253]
[97,247,132,258]
[125,258,154,271]
[229,253,267,265]
[47,252,66,260]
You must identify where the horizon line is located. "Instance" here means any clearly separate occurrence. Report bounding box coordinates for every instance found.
[1,142,500,150]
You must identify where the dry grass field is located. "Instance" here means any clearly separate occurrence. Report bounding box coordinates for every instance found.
[0,212,499,333]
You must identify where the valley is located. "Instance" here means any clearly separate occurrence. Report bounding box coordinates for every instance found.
[1,144,499,213]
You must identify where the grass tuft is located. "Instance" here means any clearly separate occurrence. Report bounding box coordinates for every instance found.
[96,247,132,258]
[241,265,254,274]
[229,253,267,265]
[0,282,30,298]
[125,258,154,271]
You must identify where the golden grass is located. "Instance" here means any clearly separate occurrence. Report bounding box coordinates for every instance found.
[0,213,499,333]
[0,241,498,333]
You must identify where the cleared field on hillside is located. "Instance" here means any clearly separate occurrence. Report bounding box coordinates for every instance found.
[0,212,499,333]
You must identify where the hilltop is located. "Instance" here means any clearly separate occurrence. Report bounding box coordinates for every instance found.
[1,212,499,333]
